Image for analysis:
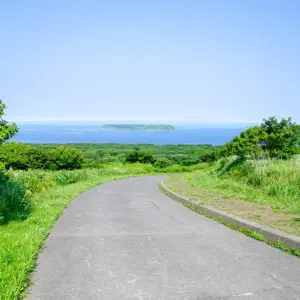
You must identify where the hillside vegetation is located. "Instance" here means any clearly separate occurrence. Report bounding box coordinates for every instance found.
[2,143,213,169]
[199,117,300,213]
[202,117,300,161]
[185,156,300,213]
[165,117,300,237]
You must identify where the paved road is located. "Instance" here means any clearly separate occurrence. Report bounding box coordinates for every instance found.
[27,176,300,300]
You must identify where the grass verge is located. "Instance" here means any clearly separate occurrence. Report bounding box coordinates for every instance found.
[165,173,300,237]
[0,174,132,300]
[161,178,300,257]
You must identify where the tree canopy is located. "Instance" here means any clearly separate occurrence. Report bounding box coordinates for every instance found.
[125,149,155,164]
[0,143,85,170]
[0,100,18,144]
[212,117,300,160]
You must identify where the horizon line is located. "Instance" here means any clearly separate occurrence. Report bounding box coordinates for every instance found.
[8,117,260,124]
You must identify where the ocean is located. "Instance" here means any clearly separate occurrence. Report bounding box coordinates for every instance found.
[11,123,249,146]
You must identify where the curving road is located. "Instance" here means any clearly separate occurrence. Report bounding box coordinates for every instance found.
[27,176,300,300]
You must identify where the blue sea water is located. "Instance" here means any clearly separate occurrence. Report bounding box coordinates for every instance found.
[11,123,248,146]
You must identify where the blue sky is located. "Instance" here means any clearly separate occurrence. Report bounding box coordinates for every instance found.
[1,0,299,123]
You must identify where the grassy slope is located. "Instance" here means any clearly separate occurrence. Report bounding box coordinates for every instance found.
[164,158,300,237]
[0,174,132,300]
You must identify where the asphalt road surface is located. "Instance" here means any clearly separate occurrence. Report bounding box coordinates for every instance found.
[27,176,300,300]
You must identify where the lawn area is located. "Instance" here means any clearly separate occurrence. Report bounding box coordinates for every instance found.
[0,173,138,300]
[164,170,300,237]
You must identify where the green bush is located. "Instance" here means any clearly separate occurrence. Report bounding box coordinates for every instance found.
[125,149,155,164]
[206,117,300,161]
[0,142,33,170]
[154,157,173,169]
[199,155,300,212]
[161,164,199,173]
[0,143,86,171]
[53,170,90,185]
[0,175,30,224]
[179,158,200,166]
[50,146,85,170]
[0,100,18,145]
[9,170,55,195]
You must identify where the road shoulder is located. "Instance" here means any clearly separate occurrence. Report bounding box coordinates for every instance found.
[161,176,300,254]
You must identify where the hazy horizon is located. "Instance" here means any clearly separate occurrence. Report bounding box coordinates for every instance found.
[11,118,259,126]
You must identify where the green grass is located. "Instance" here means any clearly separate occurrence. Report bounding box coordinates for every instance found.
[0,173,136,300]
[6,163,201,194]
[188,156,300,214]
[1,162,200,225]
[164,154,300,252]
[0,178,30,225]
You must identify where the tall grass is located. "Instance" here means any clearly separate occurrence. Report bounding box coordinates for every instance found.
[7,163,202,195]
[0,176,30,224]
[191,155,300,213]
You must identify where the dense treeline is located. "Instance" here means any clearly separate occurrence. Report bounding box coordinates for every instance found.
[31,143,215,168]
[0,143,85,170]
[2,117,299,171]
[202,117,300,162]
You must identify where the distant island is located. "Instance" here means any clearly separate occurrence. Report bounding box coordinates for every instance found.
[102,124,176,131]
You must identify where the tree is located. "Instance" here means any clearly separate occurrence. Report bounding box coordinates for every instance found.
[27,147,52,169]
[50,146,85,170]
[154,157,172,168]
[0,143,53,170]
[125,149,140,163]
[261,117,300,159]
[125,149,155,164]
[208,117,300,161]
[0,100,18,144]
[0,143,85,170]
[0,142,31,170]
[226,126,268,159]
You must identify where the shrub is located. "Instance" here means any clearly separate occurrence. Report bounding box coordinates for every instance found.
[49,146,85,170]
[179,158,200,166]
[205,117,300,161]
[125,150,155,164]
[0,99,18,144]
[53,170,89,185]
[0,142,33,170]
[0,143,86,171]
[0,175,30,224]
[8,170,55,195]
[154,158,173,169]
